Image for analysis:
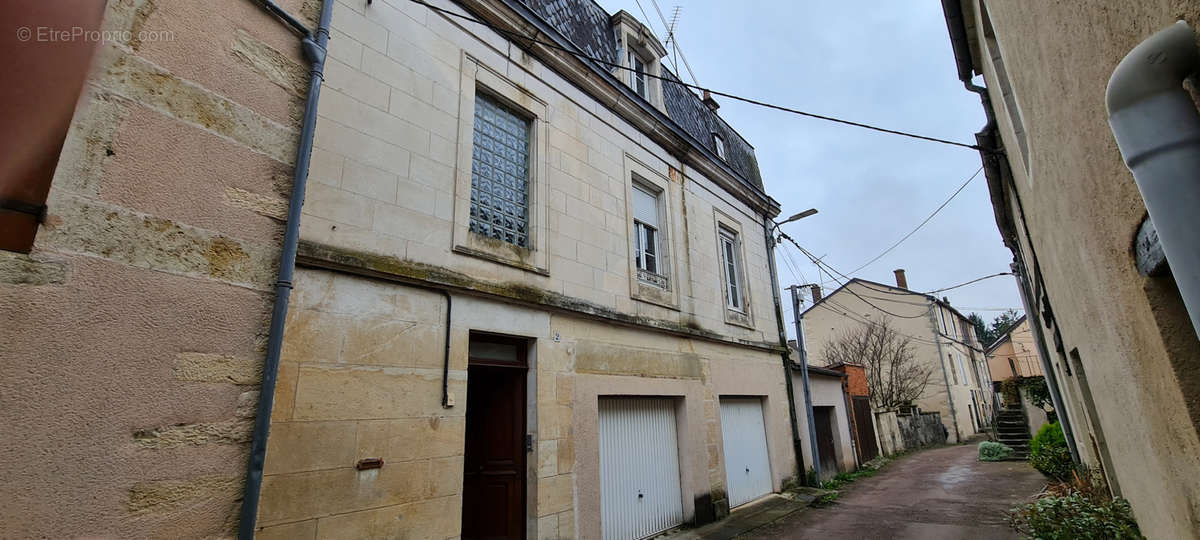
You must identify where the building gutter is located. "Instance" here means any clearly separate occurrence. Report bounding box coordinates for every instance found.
[237,1,332,537]
[1106,21,1200,338]
[763,217,808,485]
[1010,259,1081,463]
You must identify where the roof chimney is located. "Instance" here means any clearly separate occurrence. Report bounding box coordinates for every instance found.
[702,90,720,111]
[810,284,823,303]
[893,268,908,289]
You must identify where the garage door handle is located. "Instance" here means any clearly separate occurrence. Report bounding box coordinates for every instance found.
[745,467,750,473]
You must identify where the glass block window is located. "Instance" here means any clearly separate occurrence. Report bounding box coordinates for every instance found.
[470,92,531,247]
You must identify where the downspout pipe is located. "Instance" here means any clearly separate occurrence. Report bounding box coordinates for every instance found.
[1106,21,1200,339]
[238,1,332,537]
[1011,260,1081,463]
[763,218,807,486]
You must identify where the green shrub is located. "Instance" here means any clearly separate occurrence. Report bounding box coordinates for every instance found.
[1009,492,1142,539]
[1029,422,1073,480]
[979,441,1014,461]
[1030,422,1065,454]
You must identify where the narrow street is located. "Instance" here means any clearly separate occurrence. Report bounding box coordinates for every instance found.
[742,444,1046,539]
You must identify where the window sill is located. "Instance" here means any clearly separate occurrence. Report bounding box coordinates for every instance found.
[632,281,680,311]
[453,237,549,276]
[723,308,755,330]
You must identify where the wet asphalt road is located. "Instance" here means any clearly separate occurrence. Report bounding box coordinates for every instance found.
[740,443,1047,539]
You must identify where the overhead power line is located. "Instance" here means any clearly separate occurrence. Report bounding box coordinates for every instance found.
[779,236,928,319]
[407,0,980,150]
[925,272,1013,294]
[841,166,985,277]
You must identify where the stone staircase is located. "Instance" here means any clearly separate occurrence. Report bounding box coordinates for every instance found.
[995,406,1031,460]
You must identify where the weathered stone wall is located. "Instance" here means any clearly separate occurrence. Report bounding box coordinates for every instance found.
[258,268,793,538]
[873,411,945,457]
[0,0,316,537]
[897,412,946,451]
[962,1,1200,537]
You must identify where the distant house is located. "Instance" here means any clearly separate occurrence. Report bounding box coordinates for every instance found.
[800,271,995,443]
[985,315,1043,381]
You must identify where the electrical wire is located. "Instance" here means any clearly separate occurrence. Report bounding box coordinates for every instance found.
[779,235,929,319]
[406,0,981,151]
[842,165,985,277]
[925,272,1013,294]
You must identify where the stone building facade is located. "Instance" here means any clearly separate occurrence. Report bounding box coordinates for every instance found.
[943,1,1200,537]
[801,278,994,444]
[253,0,795,538]
[1,0,799,537]
[1,0,318,537]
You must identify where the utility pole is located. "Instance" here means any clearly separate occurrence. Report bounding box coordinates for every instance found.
[787,284,822,485]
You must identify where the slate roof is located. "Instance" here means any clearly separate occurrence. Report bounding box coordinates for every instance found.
[519,0,765,191]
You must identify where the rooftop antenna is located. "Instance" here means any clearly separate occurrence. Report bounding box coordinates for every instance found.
[651,0,700,88]
[666,6,681,47]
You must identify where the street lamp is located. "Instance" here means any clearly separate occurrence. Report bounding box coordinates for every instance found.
[773,208,818,233]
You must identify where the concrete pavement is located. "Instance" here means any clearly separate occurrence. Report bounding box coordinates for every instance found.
[739,444,1047,539]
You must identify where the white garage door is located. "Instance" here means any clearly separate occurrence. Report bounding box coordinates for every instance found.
[719,397,773,508]
[599,397,684,540]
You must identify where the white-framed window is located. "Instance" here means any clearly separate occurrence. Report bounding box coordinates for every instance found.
[713,133,726,160]
[719,227,743,311]
[630,51,648,100]
[950,313,958,339]
[632,183,667,288]
[948,353,958,384]
[469,92,532,248]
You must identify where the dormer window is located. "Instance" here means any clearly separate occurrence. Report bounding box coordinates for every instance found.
[611,10,667,110]
[631,53,648,99]
[713,133,726,160]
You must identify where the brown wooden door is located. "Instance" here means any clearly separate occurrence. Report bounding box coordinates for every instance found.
[814,406,838,476]
[462,336,528,540]
[852,397,879,462]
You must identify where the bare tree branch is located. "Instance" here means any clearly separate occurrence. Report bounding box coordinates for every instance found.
[820,317,933,409]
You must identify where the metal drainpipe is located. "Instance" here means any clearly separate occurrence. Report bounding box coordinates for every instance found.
[763,218,807,485]
[928,303,960,444]
[1107,21,1200,339]
[1011,260,1081,464]
[238,1,332,537]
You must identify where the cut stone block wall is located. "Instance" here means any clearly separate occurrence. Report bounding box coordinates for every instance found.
[0,0,315,536]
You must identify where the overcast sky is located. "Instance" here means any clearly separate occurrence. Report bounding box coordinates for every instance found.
[595,0,1025,332]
